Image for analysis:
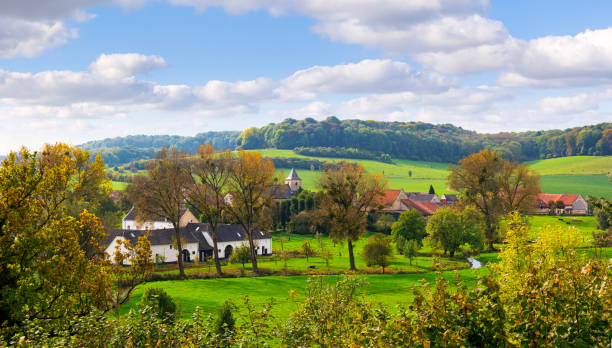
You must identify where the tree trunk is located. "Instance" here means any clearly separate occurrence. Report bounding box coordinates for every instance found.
[211,227,222,276]
[248,230,259,273]
[347,240,356,271]
[175,226,185,278]
[450,250,455,257]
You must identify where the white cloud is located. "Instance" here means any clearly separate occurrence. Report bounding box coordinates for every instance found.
[279,59,455,100]
[0,17,77,58]
[536,89,612,115]
[90,53,168,78]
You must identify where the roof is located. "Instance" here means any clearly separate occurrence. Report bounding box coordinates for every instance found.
[401,199,441,216]
[286,168,301,180]
[192,223,271,243]
[442,194,458,201]
[406,192,438,202]
[536,193,581,206]
[379,189,403,206]
[123,206,189,222]
[268,184,295,200]
[104,225,213,251]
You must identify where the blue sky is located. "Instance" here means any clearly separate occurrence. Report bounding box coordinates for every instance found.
[1,0,611,153]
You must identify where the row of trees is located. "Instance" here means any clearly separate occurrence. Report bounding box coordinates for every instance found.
[238,117,611,162]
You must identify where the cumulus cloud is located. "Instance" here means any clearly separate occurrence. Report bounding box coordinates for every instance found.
[0,17,77,58]
[279,59,455,100]
[90,53,168,78]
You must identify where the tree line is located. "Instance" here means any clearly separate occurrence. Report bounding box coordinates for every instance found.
[238,117,611,162]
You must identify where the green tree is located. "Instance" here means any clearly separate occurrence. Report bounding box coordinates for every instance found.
[214,301,235,337]
[427,207,464,257]
[317,162,387,270]
[229,245,252,270]
[391,210,427,248]
[428,184,435,194]
[396,237,419,265]
[140,287,179,324]
[361,234,393,274]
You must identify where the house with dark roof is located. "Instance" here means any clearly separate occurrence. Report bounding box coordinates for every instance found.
[406,192,441,204]
[122,206,198,230]
[226,168,303,204]
[441,194,458,205]
[535,193,588,215]
[104,222,272,264]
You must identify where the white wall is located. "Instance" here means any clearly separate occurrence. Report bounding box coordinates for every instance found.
[106,236,200,264]
[215,238,272,259]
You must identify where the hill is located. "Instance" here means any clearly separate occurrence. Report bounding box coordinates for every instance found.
[262,150,612,198]
[80,119,611,166]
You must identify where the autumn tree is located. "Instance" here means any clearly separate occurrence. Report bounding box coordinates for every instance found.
[128,147,192,278]
[0,144,151,335]
[225,150,275,273]
[317,162,387,270]
[187,144,232,275]
[448,149,540,250]
[427,206,484,257]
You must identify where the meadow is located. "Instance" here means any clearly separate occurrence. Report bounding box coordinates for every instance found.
[108,149,612,198]
[120,215,609,321]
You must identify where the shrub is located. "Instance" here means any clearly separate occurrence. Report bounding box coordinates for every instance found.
[361,234,393,273]
[214,301,235,337]
[140,287,179,323]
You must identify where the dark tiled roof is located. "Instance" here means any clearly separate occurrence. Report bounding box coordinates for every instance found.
[104,225,212,251]
[268,184,295,200]
[123,206,188,222]
[191,223,270,243]
[406,192,438,202]
[442,194,458,202]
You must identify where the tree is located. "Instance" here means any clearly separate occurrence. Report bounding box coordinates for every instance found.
[547,200,557,215]
[448,149,540,250]
[391,210,427,248]
[426,206,484,257]
[186,144,232,276]
[396,237,419,265]
[594,208,610,230]
[361,234,393,274]
[225,150,276,273]
[229,245,252,270]
[214,301,235,337]
[317,162,387,270]
[428,184,435,195]
[0,144,152,335]
[302,240,314,262]
[427,207,464,257]
[128,147,192,278]
[140,287,179,324]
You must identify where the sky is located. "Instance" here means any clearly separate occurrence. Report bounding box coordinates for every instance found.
[1,0,611,154]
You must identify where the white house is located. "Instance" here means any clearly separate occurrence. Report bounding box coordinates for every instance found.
[104,222,272,264]
[122,206,198,230]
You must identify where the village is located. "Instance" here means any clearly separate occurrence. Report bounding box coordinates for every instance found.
[103,167,592,267]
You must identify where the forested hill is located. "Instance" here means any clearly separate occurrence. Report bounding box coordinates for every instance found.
[78,131,240,166]
[237,117,611,162]
[79,118,611,166]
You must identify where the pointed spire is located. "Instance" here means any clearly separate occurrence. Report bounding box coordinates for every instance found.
[286,168,301,180]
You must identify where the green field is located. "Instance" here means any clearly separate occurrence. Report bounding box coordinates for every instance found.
[526,156,612,175]
[121,267,489,320]
[108,150,612,197]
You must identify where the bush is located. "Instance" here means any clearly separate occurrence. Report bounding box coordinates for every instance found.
[214,301,235,337]
[294,146,393,163]
[361,234,393,273]
[140,287,179,323]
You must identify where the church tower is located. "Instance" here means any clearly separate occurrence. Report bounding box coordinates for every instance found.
[285,168,302,192]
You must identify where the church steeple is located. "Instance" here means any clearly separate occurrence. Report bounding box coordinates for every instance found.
[285,168,302,192]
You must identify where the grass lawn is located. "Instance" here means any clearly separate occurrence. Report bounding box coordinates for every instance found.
[120,266,489,320]
[112,181,128,190]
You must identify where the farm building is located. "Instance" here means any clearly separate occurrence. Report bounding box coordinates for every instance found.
[122,206,198,230]
[535,193,588,215]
